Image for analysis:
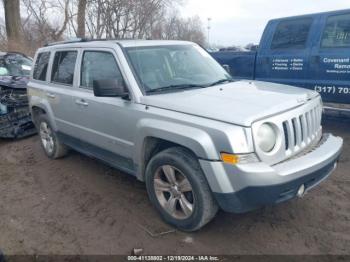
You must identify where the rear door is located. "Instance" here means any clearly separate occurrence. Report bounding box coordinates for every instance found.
[45,49,79,136]
[309,11,350,104]
[255,17,314,88]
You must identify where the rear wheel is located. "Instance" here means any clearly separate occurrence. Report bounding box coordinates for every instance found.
[37,115,68,159]
[145,147,218,231]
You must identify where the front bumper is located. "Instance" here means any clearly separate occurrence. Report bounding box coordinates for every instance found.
[199,133,343,213]
[0,109,36,138]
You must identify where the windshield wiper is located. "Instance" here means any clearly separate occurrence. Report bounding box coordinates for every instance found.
[207,78,234,87]
[147,84,204,94]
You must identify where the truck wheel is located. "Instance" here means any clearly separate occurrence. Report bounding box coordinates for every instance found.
[37,114,68,159]
[145,147,218,231]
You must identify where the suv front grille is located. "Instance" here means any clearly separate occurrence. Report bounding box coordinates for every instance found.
[282,104,322,153]
[252,96,323,165]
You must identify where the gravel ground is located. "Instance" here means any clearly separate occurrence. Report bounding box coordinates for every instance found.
[0,118,349,255]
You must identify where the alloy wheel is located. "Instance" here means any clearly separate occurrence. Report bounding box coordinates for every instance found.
[153,165,195,220]
[39,122,55,155]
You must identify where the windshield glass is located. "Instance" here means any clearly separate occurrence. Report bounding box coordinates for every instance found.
[0,54,32,77]
[125,44,232,94]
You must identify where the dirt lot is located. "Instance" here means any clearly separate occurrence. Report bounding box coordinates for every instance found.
[0,118,349,255]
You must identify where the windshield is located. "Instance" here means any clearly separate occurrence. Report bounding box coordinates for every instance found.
[125,44,232,94]
[0,54,32,77]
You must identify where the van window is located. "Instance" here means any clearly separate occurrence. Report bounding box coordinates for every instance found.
[80,51,123,89]
[33,52,50,80]
[51,51,77,85]
[321,13,350,48]
[271,18,313,49]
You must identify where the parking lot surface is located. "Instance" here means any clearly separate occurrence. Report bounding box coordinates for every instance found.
[0,118,349,255]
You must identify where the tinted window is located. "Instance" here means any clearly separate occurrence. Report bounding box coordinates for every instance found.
[81,51,123,89]
[33,52,50,80]
[321,13,350,48]
[271,18,313,49]
[51,51,77,85]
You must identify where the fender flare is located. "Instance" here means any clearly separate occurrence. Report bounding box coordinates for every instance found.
[134,118,220,178]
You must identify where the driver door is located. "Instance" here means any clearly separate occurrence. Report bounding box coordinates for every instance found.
[69,49,136,172]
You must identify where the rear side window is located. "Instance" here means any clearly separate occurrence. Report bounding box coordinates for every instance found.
[271,18,313,49]
[321,13,350,48]
[80,51,123,89]
[33,52,50,81]
[51,51,77,85]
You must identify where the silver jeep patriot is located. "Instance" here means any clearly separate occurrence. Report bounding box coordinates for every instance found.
[28,39,343,231]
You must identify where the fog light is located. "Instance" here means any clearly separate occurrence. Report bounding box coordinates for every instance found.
[297,184,305,198]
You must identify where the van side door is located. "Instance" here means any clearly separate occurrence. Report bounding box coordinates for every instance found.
[309,11,350,104]
[255,17,314,88]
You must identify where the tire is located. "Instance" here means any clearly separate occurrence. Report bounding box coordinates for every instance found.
[37,114,68,159]
[145,147,218,231]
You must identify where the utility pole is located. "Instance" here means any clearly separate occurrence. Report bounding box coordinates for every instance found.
[207,17,212,48]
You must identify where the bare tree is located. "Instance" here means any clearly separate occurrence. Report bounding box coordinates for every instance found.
[76,0,86,38]
[22,0,73,42]
[2,0,23,51]
[151,14,205,45]
[0,23,7,51]
[85,0,175,39]
[0,0,205,54]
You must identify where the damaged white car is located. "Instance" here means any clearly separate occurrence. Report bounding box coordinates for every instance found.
[0,52,36,138]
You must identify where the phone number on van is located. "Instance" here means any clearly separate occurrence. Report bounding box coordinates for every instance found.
[314,85,350,95]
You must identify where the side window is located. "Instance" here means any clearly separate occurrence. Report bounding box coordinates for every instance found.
[51,51,77,85]
[33,52,50,81]
[80,51,123,89]
[321,13,350,48]
[271,18,313,49]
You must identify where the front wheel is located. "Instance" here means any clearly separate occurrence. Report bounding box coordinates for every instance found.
[145,147,218,231]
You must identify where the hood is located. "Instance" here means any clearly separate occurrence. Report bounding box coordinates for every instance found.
[140,80,319,126]
[0,76,29,89]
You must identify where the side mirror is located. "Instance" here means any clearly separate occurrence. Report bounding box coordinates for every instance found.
[93,79,128,98]
[222,64,231,74]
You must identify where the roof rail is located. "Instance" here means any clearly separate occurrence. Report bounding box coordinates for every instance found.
[44,38,88,47]
[87,38,137,42]
[44,37,139,47]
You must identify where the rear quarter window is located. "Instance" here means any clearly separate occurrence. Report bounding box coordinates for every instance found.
[321,13,350,48]
[33,52,50,81]
[271,18,313,49]
[51,51,77,85]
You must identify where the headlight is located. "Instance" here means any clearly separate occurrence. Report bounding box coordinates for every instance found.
[257,123,276,152]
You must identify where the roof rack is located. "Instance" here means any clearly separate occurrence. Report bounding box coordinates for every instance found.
[44,37,138,47]
[44,38,88,47]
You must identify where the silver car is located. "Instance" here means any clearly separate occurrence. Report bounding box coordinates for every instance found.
[27,39,343,231]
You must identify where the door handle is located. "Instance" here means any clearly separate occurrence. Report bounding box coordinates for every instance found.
[46,92,56,99]
[75,99,89,106]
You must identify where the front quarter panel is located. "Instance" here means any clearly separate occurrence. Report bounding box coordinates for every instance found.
[135,118,219,162]
[133,107,255,182]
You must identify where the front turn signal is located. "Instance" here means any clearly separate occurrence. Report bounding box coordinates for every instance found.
[220,153,239,165]
[220,152,260,165]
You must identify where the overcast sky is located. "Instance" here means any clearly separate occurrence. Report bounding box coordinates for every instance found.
[181,0,350,46]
